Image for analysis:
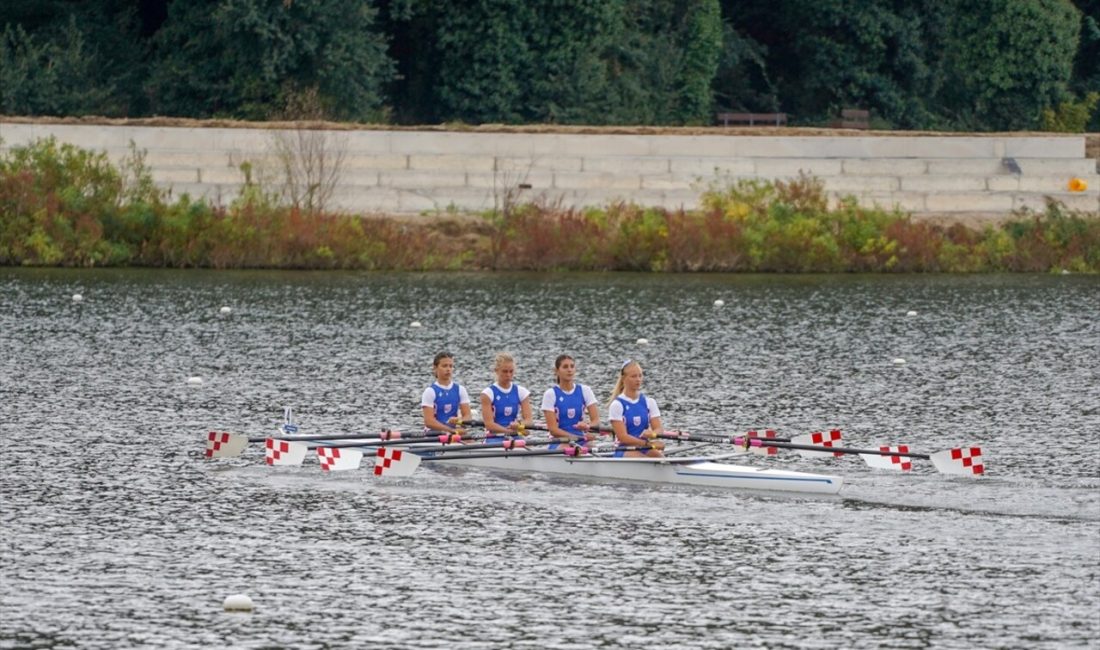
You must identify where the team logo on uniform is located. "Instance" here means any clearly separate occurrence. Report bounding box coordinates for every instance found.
[566,408,576,418]
[632,416,642,427]
[443,404,453,414]
[504,406,514,416]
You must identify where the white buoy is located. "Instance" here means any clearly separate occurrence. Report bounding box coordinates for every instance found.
[71,294,83,302]
[714,299,725,307]
[892,358,906,365]
[636,338,649,345]
[186,376,204,385]
[219,306,232,315]
[410,321,422,328]
[906,310,917,316]
[223,594,254,612]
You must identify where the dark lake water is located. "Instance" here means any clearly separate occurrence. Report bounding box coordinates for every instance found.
[1,268,1098,649]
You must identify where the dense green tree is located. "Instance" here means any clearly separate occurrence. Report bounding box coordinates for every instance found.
[146,0,394,120]
[403,0,626,124]
[0,2,144,116]
[938,0,1081,130]
[1070,0,1099,130]
[728,0,952,128]
[1,0,1093,129]
[387,0,722,125]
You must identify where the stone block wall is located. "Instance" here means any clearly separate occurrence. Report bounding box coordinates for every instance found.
[1,122,1096,219]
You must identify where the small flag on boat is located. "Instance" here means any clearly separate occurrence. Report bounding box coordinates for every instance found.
[791,430,844,458]
[930,447,984,476]
[861,445,913,471]
[318,447,363,472]
[205,431,248,458]
[265,438,309,466]
[372,447,421,477]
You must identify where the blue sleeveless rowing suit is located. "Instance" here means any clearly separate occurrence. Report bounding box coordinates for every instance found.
[548,384,588,450]
[485,384,521,444]
[613,394,650,457]
[431,382,462,427]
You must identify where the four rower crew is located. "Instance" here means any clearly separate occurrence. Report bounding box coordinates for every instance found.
[542,354,599,449]
[480,353,533,444]
[421,352,472,435]
[421,352,664,457]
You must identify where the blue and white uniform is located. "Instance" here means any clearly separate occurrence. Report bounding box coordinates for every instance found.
[540,383,598,448]
[608,393,661,457]
[481,383,530,443]
[421,382,471,430]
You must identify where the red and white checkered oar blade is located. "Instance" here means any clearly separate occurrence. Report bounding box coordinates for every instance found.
[371,447,421,478]
[860,446,913,471]
[930,447,985,476]
[317,447,363,472]
[205,431,248,458]
[790,430,844,459]
[264,438,309,466]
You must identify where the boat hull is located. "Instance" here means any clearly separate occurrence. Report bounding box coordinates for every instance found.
[423,453,844,495]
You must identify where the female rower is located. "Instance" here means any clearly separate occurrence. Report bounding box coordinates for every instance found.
[541,354,600,448]
[480,352,532,443]
[421,352,472,435]
[608,359,664,458]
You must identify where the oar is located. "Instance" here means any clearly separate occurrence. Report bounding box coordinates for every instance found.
[204,430,471,459]
[365,443,594,477]
[250,429,408,444]
[260,434,581,471]
[452,419,610,438]
[731,436,984,476]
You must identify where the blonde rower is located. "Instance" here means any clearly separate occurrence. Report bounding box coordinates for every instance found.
[421,352,472,434]
[608,360,664,458]
[541,355,600,448]
[480,353,532,443]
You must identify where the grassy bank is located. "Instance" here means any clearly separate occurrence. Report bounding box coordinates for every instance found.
[2,138,1098,272]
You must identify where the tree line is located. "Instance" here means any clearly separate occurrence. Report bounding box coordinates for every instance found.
[2,0,1097,131]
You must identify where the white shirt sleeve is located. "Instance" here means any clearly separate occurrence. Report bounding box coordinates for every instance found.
[581,385,598,407]
[608,398,624,421]
[459,385,471,404]
[480,386,493,400]
[540,388,556,412]
[518,385,530,402]
[646,396,661,418]
[420,386,436,408]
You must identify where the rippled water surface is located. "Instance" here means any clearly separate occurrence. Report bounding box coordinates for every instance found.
[1,269,1098,649]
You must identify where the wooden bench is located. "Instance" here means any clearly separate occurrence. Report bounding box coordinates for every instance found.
[830,108,870,129]
[716,112,788,127]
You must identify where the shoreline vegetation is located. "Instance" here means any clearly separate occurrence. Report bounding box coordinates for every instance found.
[1,137,1098,273]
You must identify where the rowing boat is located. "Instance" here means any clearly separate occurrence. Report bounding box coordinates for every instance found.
[205,413,983,496]
[418,449,845,495]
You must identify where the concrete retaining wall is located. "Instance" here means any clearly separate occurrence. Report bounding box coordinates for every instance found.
[1,122,1097,218]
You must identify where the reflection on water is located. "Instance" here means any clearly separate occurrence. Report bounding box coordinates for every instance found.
[1,268,1098,649]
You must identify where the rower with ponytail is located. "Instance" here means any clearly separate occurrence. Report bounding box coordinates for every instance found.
[608,360,664,458]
